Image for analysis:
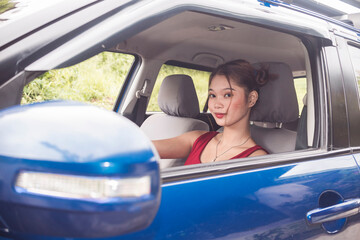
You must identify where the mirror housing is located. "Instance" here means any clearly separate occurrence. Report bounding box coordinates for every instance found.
[0,101,160,239]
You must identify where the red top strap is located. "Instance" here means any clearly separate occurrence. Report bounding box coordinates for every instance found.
[184,131,266,166]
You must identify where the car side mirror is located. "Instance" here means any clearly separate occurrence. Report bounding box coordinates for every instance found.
[0,101,161,239]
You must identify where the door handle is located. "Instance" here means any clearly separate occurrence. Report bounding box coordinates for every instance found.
[306,198,360,224]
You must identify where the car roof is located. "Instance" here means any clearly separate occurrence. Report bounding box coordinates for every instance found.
[0,0,358,87]
[0,0,101,48]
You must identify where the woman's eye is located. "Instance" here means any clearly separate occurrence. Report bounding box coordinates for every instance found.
[224,93,232,98]
[209,94,216,98]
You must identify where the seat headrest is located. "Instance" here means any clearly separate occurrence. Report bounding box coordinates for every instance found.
[158,74,200,118]
[250,62,299,123]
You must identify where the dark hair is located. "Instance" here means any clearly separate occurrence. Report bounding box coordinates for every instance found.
[209,59,269,96]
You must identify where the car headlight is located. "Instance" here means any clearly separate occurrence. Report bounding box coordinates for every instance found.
[15,171,151,199]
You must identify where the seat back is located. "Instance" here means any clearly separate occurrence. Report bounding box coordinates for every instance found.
[250,62,299,153]
[141,74,209,168]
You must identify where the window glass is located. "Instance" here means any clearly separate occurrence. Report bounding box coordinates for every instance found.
[294,77,307,113]
[147,64,210,112]
[21,52,134,110]
[348,45,360,98]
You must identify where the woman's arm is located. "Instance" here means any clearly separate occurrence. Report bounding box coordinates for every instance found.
[152,131,206,159]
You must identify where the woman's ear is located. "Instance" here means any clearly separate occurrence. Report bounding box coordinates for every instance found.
[248,90,258,107]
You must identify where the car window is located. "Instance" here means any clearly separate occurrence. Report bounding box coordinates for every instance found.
[348,44,360,99]
[149,65,307,115]
[294,77,307,113]
[147,64,211,112]
[21,52,134,110]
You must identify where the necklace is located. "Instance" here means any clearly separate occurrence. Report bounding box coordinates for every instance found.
[212,135,251,162]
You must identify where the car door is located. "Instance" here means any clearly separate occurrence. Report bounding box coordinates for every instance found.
[118,158,360,239]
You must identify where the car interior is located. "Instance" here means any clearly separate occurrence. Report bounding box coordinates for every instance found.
[107,10,316,169]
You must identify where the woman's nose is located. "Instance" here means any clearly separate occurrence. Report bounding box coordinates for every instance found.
[214,99,223,109]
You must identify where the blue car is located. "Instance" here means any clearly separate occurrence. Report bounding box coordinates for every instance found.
[0,0,360,239]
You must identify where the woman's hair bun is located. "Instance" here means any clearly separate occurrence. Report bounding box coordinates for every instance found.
[255,69,268,86]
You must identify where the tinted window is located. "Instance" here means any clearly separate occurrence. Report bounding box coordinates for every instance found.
[22,52,134,110]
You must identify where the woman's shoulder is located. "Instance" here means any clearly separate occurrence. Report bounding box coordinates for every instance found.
[187,130,211,140]
[184,131,217,145]
[248,145,268,157]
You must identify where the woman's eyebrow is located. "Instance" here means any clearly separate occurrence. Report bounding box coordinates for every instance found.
[225,87,236,91]
[208,88,236,92]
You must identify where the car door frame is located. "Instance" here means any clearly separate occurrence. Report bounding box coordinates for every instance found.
[334,36,360,149]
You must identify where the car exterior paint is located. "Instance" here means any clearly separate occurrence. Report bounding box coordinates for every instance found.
[120,156,360,239]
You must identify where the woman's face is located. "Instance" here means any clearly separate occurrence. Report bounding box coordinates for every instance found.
[208,74,257,127]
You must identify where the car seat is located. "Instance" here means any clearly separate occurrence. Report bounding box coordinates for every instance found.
[250,62,299,154]
[141,74,209,169]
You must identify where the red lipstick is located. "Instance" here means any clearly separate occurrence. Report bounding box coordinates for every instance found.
[215,113,225,119]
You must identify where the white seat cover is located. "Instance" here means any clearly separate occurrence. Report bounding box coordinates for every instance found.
[250,62,299,153]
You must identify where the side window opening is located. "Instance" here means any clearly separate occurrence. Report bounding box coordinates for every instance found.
[21,52,135,110]
[131,10,318,170]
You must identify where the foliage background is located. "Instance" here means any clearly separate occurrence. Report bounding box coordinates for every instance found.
[22,53,134,110]
[0,0,16,15]
[22,52,212,111]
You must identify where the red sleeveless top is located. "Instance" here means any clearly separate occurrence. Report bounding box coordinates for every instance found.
[184,131,266,165]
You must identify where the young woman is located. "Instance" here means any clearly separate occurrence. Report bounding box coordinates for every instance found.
[153,59,268,165]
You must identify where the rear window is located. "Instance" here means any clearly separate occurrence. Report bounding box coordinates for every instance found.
[149,64,307,115]
[147,64,211,112]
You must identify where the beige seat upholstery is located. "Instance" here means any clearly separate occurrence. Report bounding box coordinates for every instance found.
[141,74,209,169]
[250,62,299,154]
